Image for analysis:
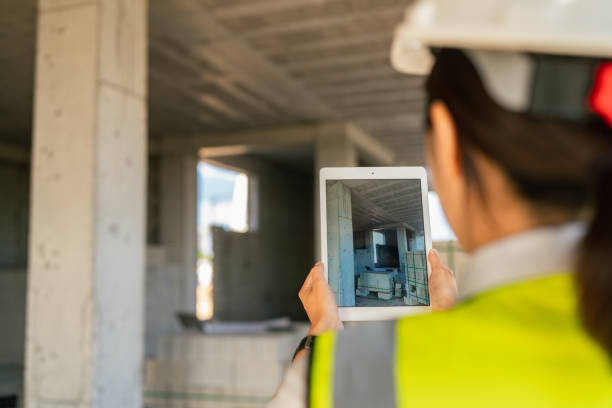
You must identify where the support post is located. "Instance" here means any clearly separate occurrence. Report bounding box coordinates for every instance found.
[326,181,355,307]
[25,1,147,406]
[396,227,409,287]
[159,153,199,316]
[314,129,358,261]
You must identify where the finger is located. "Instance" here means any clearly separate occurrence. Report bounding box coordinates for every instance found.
[300,276,313,294]
[301,263,321,293]
[428,248,441,269]
[311,263,326,282]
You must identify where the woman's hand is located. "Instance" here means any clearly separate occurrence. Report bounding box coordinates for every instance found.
[299,262,344,336]
[427,249,458,311]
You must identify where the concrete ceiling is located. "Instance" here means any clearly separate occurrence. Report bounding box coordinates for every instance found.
[0,0,426,165]
[342,179,424,234]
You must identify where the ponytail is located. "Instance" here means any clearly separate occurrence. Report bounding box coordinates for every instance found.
[576,154,612,356]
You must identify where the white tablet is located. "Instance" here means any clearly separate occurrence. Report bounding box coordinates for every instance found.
[320,167,432,321]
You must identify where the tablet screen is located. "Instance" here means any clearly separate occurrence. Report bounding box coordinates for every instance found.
[326,179,429,307]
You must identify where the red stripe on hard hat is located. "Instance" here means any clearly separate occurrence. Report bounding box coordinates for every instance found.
[589,62,612,128]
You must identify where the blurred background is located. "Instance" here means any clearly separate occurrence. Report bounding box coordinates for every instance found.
[0,0,466,407]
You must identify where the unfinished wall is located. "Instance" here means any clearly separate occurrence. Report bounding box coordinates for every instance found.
[212,156,313,321]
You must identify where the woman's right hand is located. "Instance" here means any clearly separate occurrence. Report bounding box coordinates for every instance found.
[299,262,344,336]
[427,249,458,311]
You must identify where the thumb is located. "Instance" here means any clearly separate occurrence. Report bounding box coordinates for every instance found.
[428,248,441,269]
[312,262,326,282]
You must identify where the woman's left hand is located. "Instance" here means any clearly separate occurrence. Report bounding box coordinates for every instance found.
[299,262,344,336]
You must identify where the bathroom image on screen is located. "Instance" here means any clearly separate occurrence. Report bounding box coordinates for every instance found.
[326,179,428,307]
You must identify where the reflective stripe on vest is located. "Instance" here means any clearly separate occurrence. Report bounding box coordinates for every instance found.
[310,320,397,408]
[309,273,612,408]
[309,331,336,408]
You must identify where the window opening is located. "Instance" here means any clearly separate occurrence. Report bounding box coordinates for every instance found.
[196,161,249,320]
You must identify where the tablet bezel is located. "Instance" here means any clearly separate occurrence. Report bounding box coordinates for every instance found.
[320,167,432,321]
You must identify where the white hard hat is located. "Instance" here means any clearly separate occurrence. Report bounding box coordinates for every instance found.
[391,0,612,76]
[390,0,612,127]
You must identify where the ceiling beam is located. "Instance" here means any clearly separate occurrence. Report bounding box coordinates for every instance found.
[198,94,250,122]
[153,121,394,167]
[193,39,335,120]
[346,123,394,166]
[155,122,339,154]
[212,78,281,118]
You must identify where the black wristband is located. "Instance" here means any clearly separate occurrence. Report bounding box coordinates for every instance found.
[292,335,314,362]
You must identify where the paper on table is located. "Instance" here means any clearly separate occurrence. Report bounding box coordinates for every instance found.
[202,317,292,334]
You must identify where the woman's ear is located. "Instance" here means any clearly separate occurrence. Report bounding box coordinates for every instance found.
[429,101,462,182]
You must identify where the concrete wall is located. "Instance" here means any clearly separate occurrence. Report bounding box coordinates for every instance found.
[145,245,184,356]
[354,249,373,274]
[212,156,313,321]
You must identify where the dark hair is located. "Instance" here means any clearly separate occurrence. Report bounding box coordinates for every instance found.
[425,48,612,356]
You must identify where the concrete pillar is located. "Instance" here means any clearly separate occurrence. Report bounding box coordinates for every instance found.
[160,153,198,312]
[326,181,355,307]
[410,236,425,251]
[26,1,147,407]
[396,227,409,282]
[314,130,358,261]
[144,153,197,356]
[315,134,359,172]
[365,231,374,267]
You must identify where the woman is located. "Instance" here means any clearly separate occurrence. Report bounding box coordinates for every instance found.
[268,3,612,408]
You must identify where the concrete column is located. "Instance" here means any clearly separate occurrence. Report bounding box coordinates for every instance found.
[410,236,425,251]
[144,153,197,356]
[26,1,147,407]
[314,130,358,261]
[396,227,409,282]
[160,153,198,311]
[315,134,359,172]
[326,181,355,307]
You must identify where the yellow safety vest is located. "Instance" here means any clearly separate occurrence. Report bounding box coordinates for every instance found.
[309,273,612,408]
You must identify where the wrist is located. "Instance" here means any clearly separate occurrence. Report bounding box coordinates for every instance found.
[308,316,343,336]
[432,292,456,311]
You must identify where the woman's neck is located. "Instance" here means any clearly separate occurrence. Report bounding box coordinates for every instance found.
[461,197,574,253]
